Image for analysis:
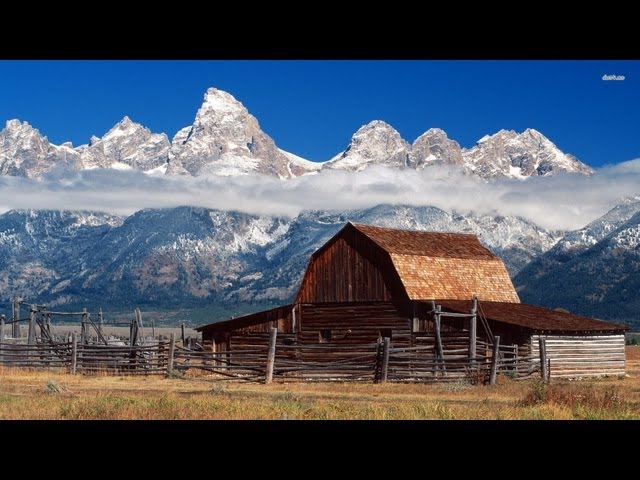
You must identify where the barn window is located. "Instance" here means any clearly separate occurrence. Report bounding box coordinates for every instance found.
[319,329,332,343]
[379,329,393,340]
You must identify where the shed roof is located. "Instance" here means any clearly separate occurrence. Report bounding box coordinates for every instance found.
[195,304,293,333]
[349,223,520,303]
[437,299,628,333]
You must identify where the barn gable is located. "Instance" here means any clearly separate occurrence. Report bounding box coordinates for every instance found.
[295,223,406,303]
[295,222,520,304]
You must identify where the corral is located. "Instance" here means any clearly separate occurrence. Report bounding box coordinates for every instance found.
[0,222,627,383]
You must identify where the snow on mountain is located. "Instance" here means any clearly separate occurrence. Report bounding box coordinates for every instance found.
[408,128,464,170]
[79,116,170,172]
[322,122,591,179]
[323,121,410,172]
[166,88,320,178]
[515,204,640,325]
[0,120,81,177]
[515,196,640,285]
[461,128,592,179]
[0,204,563,311]
[553,196,640,255]
[278,149,323,175]
[0,88,592,181]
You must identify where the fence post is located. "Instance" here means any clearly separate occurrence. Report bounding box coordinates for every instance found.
[539,338,548,382]
[381,337,390,383]
[489,335,500,385]
[434,305,445,374]
[469,300,477,367]
[27,306,36,345]
[71,333,77,374]
[167,333,175,374]
[81,308,88,345]
[181,322,186,345]
[0,315,4,341]
[98,308,104,340]
[12,299,20,339]
[265,327,278,384]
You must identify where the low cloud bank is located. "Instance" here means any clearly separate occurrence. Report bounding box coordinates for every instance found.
[0,160,639,231]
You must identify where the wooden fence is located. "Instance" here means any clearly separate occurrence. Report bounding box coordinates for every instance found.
[0,337,169,376]
[0,332,544,384]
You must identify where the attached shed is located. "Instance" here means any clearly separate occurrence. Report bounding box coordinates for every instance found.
[197,222,627,379]
[438,300,626,378]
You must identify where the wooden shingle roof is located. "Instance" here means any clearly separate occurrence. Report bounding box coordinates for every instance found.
[350,223,520,303]
[351,223,497,259]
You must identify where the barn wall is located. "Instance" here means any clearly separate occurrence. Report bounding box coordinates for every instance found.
[531,334,625,378]
[296,227,406,303]
[200,306,295,346]
[299,301,412,347]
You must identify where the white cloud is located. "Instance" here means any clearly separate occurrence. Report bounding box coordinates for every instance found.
[0,161,639,231]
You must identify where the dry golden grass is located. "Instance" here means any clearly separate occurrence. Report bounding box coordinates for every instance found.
[0,348,638,420]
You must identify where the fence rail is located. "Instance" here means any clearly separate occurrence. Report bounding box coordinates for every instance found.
[0,336,544,383]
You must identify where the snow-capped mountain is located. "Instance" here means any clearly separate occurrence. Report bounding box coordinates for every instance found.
[323,121,410,171]
[515,200,640,325]
[515,196,640,284]
[324,123,592,179]
[78,116,170,173]
[0,120,81,177]
[462,128,592,179]
[167,88,320,178]
[0,205,561,317]
[408,128,464,170]
[0,87,591,181]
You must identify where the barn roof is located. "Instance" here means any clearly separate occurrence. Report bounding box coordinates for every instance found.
[350,223,496,259]
[437,299,628,333]
[349,223,520,303]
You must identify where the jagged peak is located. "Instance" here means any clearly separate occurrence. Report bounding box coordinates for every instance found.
[3,119,37,133]
[491,128,518,138]
[354,120,400,134]
[118,115,135,126]
[200,88,246,114]
[109,116,143,132]
[523,127,543,137]
[473,128,547,146]
[4,119,27,130]
[424,127,448,136]
[413,127,450,143]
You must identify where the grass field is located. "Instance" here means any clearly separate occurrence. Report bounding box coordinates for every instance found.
[0,347,638,420]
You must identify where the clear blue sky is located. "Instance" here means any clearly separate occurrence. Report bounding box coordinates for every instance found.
[0,60,638,166]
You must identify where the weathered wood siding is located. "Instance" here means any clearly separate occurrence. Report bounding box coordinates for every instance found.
[299,301,412,347]
[200,305,295,348]
[296,228,406,303]
[530,334,625,378]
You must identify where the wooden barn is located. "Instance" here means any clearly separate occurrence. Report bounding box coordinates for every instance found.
[197,222,627,380]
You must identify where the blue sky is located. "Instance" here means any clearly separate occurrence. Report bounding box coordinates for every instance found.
[0,60,638,166]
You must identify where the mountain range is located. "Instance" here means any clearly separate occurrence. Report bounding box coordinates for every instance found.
[0,87,637,329]
[515,197,640,325]
[0,199,637,327]
[1,87,591,180]
[0,204,558,311]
